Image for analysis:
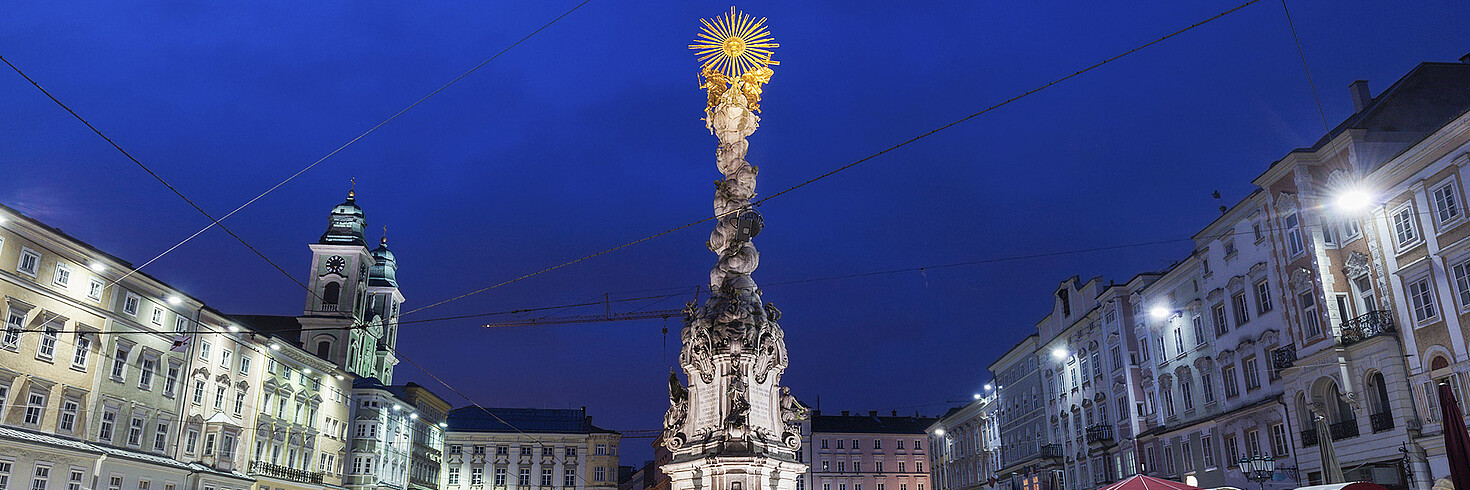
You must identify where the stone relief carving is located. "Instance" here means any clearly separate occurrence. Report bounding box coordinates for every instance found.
[1289,268,1315,290]
[1260,329,1279,346]
[1275,192,1299,214]
[1343,251,1371,278]
[1248,261,1268,278]
[1218,349,1235,365]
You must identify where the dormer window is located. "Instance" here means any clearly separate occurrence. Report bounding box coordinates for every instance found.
[1057,289,1071,317]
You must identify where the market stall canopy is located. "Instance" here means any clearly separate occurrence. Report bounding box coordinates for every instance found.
[1097,475,1205,490]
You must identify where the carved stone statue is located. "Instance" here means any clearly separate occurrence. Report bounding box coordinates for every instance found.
[779,386,808,448]
[664,370,690,448]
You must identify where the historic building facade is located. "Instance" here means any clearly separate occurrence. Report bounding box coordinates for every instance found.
[929,393,999,490]
[802,411,935,490]
[989,335,1054,490]
[442,407,620,490]
[0,189,423,490]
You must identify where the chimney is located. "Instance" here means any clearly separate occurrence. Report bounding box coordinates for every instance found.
[891,410,898,416]
[1349,80,1371,112]
[841,410,849,416]
[1460,53,1470,64]
[869,411,878,417]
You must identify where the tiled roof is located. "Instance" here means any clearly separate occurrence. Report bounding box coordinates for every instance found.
[448,406,616,435]
[810,414,938,435]
[1304,62,1470,152]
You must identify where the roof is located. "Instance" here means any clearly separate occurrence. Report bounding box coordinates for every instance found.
[810,413,937,435]
[1304,62,1470,152]
[447,406,618,435]
[227,314,306,346]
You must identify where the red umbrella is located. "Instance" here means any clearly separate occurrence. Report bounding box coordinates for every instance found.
[1095,475,1205,490]
[1439,383,1470,490]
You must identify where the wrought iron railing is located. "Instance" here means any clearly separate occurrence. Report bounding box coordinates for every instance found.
[1329,419,1360,440]
[320,300,339,311]
[1040,444,1064,459]
[249,461,325,484]
[1300,429,1318,447]
[1271,346,1297,377]
[1339,310,1396,346]
[1371,412,1395,432]
[1085,424,1114,444]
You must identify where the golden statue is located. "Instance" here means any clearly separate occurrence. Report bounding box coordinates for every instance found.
[690,7,778,112]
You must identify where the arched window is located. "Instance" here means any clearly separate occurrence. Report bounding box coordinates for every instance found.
[316,341,332,359]
[1324,381,1355,425]
[322,282,341,309]
[1367,372,1394,432]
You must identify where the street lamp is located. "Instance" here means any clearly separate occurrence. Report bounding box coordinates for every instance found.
[1333,188,1374,214]
[1149,306,1171,320]
[1239,454,1275,490]
[1052,348,1068,360]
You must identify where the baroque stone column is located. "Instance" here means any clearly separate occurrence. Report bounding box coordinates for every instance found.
[662,10,808,490]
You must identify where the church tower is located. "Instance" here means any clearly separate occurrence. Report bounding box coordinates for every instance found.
[299,190,396,382]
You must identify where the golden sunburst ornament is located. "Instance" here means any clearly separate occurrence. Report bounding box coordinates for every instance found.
[690,7,779,79]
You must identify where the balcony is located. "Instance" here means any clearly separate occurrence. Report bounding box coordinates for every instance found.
[1371,412,1395,433]
[1040,444,1064,459]
[1339,310,1396,346]
[1300,429,1318,448]
[1085,425,1114,446]
[320,301,339,311]
[249,461,325,484]
[1329,419,1360,440]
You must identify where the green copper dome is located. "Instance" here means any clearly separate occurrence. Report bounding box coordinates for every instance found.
[319,190,367,246]
[369,236,398,287]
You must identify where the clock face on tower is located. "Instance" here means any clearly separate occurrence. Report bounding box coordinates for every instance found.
[325,255,346,274]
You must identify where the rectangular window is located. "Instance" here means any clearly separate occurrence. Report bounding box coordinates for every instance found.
[1163,446,1174,475]
[523,467,535,485]
[1201,372,1215,403]
[35,325,58,361]
[30,465,49,490]
[448,468,460,485]
[1111,346,1123,371]
[1245,429,1262,457]
[239,355,251,375]
[1232,292,1250,325]
[1409,277,1439,323]
[1201,435,1215,467]
[151,307,164,326]
[1285,214,1305,255]
[220,350,231,368]
[185,430,199,454]
[174,317,188,333]
[213,385,226,410]
[1162,387,1175,418]
[199,341,211,361]
[565,470,576,487]
[1191,316,1206,346]
[66,470,82,490]
[17,248,40,276]
[1212,303,1228,337]
[1394,205,1418,245]
[99,409,116,442]
[70,335,90,370]
[110,344,130,380]
[1224,435,1239,466]
[234,390,246,416]
[468,468,482,485]
[541,469,552,487]
[164,361,181,397]
[1300,291,1321,338]
[88,278,104,302]
[1181,440,1193,471]
[59,399,78,433]
[1243,357,1260,390]
[1181,380,1194,411]
[1139,339,1150,361]
[127,416,144,447]
[495,468,507,486]
[192,380,205,405]
[153,423,169,452]
[1174,328,1184,355]
[1255,280,1273,314]
[139,358,155,390]
[24,391,45,425]
[4,310,24,348]
[1435,182,1462,223]
[122,292,140,316]
[1270,423,1290,457]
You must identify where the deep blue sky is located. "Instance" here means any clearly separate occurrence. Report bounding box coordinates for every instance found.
[3,1,1466,464]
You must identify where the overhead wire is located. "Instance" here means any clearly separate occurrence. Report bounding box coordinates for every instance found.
[1279,0,1329,131]
[400,0,1267,318]
[89,0,597,287]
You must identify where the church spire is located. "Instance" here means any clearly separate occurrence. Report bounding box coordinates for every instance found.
[320,188,367,246]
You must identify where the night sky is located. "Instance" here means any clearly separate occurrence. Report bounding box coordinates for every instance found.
[3,1,1466,465]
